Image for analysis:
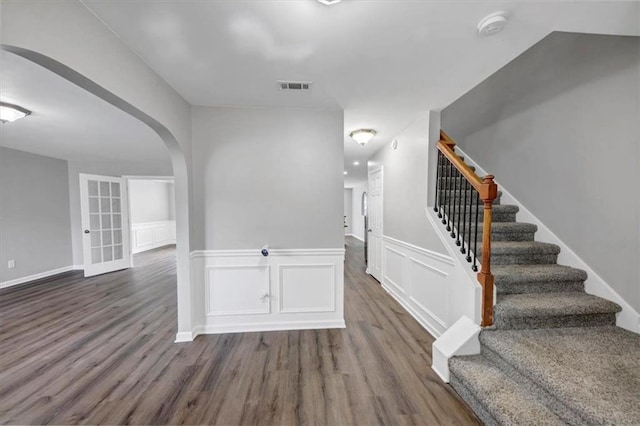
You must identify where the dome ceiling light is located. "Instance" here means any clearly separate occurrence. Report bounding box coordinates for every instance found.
[0,101,31,124]
[317,0,342,5]
[349,129,376,146]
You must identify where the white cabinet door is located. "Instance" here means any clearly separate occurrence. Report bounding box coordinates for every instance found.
[367,166,383,282]
[80,174,131,277]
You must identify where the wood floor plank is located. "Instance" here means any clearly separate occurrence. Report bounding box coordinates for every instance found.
[0,241,480,425]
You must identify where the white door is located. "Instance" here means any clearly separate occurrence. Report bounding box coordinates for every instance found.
[80,174,131,277]
[367,166,383,282]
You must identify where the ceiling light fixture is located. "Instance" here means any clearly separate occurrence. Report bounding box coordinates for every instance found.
[0,101,31,124]
[344,171,348,175]
[477,12,508,37]
[317,0,342,5]
[349,129,376,146]
[353,161,360,166]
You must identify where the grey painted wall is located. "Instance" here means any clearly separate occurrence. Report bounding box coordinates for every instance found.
[67,160,173,265]
[370,113,447,254]
[350,182,367,241]
[0,147,73,282]
[442,32,640,311]
[344,188,353,234]
[128,180,175,224]
[191,106,344,250]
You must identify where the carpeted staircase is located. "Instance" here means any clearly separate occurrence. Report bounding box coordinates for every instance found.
[440,162,640,425]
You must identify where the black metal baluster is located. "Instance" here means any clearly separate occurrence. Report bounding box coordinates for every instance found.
[472,190,480,272]
[450,167,458,239]
[455,170,463,245]
[442,157,449,225]
[460,179,468,252]
[434,151,442,217]
[466,184,473,263]
[446,161,453,232]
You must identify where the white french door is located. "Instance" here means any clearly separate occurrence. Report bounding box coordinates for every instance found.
[80,174,131,277]
[367,166,383,282]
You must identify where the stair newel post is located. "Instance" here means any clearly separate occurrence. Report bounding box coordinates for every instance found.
[478,175,498,327]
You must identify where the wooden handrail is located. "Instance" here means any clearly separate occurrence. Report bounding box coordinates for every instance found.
[437,130,497,327]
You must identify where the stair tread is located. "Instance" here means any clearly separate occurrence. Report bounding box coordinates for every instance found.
[493,264,587,283]
[489,241,561,255]
[479,327,640,425]
[449,355,566,425]
[468,204,519,213]
[494,292,621,317]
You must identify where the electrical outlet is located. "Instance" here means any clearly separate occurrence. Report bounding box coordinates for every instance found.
[8,260,15,269]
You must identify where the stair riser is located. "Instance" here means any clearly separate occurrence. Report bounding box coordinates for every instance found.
[492,313,616,330]
[496,281,585,295]
[449,374,499,426]
[465,212,517,223]
[489,254,558,265]
[457,229,535,242]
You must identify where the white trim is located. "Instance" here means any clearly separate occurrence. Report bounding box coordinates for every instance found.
[204,265,271,316]
[174,331,195,343]
[382,235,454,266]
[278,264,337,313]
[346,233,365,242]
[455,146,640,333]
[190,248,345,259]
[1,265,76,289]
[131,220,177,254]
[192,320,346,336]
[73,264,84,270]
[382,281,444,338]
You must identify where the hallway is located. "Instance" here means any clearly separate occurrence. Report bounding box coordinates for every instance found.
[0,239,479,425]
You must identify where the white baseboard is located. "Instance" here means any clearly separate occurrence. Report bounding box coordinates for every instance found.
[73,264,84,270]
[455,146,640,333]
[346,233,365,242]
[174,331,195,343]
[195,320,346,337]
[432,316,481,383]
[0,265,76,290]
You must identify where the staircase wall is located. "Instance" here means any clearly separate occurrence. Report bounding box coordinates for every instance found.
[442,32,640,314]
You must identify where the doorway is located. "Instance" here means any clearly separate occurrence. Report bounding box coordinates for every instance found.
[367,166,383,282]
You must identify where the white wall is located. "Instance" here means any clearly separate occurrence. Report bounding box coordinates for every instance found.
[343,188,353,235]
[128,180,174,224]
[350,182,367,241]
[0,147,73,286]
[443,32,640,312]
[189,106,346,335]
[369,112,446,254]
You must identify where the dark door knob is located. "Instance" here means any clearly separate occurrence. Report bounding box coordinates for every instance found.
[84,230,90,234]
[368,229,372,232]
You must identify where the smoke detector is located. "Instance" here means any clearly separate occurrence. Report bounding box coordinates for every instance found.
[277,81,312,91]
[477,12,508,37]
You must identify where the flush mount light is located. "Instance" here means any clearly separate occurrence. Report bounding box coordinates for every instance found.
[317,0,342,5]
[353,161,360,166]
[349,129,376,146]
[0,101,31,124]
[344,171,348,175]
[477,12,508,37]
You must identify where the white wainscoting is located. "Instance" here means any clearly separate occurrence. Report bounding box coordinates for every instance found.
[381,235,468,338]
[189,248,345,337]
[131,221,176,254]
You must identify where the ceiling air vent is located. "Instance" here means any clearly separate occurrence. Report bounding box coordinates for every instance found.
[277,81,312,91]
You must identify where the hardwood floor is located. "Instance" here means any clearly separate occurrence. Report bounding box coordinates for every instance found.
[0,239,480,425]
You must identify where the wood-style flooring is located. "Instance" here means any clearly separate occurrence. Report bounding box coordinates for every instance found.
[0,238,480,425]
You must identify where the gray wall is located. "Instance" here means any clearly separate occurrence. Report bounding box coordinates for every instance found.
[442,32,640,311]
[128,180,175,224]
[191,106,344,250]
[67,160,173,265]
[0,147,73,282]
[370,113,446,254]
[343,188,353,234]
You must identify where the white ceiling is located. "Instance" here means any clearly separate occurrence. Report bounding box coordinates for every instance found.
[0,50,169,163]
[2,1,638,185]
